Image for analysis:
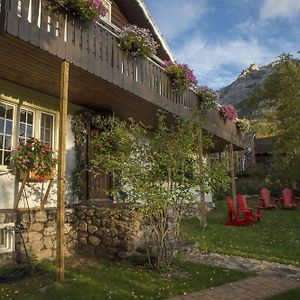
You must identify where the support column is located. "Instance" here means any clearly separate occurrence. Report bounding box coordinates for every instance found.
[229,143,237,201]
[198,128,207,227]
[56,61,69,282]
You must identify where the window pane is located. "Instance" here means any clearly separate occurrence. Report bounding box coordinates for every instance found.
[0,103,14,165]
[19,123,25,137]
[0,228,4,246]
[20,109,27,123]
[5,120,12,135]
[0,119,4,134]
[19,137,25,145]
[6,107,13,120]
[0,105,5,118]
[4,137,12,150]
[3,151,10,165]
[27,125,33,137]
[40,113,54,146]
[27,111,34,124]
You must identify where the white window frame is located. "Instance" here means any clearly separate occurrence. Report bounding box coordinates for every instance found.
[0,223,15,254]
[0,98,58,170]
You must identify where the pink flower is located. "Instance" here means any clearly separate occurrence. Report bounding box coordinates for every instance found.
[219,104,238,122]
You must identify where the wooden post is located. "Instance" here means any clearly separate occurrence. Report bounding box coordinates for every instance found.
[198,128,207,227]
[229,143,237,201]
[56,61,69,282]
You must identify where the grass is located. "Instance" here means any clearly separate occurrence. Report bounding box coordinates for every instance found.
[181,200,300,266]
[0,258,250,300]
[268,288,300,299]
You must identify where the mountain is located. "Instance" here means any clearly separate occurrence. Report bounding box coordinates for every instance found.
[219,62,280,116]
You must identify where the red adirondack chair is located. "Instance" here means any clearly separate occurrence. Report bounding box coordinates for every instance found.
[226,197,253,226]
[260,188,278,209]
[237,194,263,221]
[281,188,298,208]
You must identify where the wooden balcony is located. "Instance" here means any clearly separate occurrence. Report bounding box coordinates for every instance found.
[0,0,244,150]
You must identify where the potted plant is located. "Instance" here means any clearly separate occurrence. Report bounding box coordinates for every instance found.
[164,61,197,94]
[219,104,238,122]
[119,25,158,58]
[10,137,57,182]
[48,0,108,24]
[196,86,219,111]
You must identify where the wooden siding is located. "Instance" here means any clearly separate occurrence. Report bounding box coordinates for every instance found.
[111,0,128,28]
[0,0,245,150]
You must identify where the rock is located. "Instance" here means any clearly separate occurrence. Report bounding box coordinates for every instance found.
[92,218,101,226]
[37,249,52,260]
[79,221,87,232]
[30,240,44,254]
[79,237,88,246]
[88,236,101,247]
[85,209,94,217]
[80,245,95,256]
[28,231,43,242]
[64,223,72,234]
[88,226,97,234]
[35,211,48,223]
[22,213,34,223]
[118,251,132,258]
[30,223,44,232]
[219,61,280,113]
[43,237,53,249]
[106,247,118,256]
[44,226,56,236]
[95,228,109,237]
[0,213,5,224]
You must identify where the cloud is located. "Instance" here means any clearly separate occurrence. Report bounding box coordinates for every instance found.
[175,36,276,89]
[260,0,300,20]
[145,0,212,41]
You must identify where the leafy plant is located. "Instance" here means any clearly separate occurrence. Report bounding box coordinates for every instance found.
[10,137,57,182]
[196,86,219,111]
[48,0,108,24]
[164,61,197,94]
[91,112,230,269]
[119,25,158,58]
[219,104,238,122]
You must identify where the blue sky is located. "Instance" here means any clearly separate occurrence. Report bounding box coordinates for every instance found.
[144,0,300,89]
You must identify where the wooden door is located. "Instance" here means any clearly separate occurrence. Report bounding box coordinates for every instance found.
[87,128,112,200]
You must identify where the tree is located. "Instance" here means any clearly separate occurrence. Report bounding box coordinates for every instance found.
[246,54,300,186]
[90,112,230,269]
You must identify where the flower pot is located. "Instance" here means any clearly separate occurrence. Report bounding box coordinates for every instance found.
[19,169,56,182]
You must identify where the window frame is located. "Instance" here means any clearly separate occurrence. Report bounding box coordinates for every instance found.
[0,223,15,254]
[0,98,58,169]
[101,0,112,24]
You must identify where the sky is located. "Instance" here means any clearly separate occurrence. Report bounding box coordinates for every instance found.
[144,0,300,89]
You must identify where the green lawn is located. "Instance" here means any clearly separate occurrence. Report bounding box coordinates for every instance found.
[0,258,250,300]
[181,200,300,266]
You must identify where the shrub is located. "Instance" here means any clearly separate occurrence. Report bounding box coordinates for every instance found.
[119,25,158,58]
[164,61,197,94]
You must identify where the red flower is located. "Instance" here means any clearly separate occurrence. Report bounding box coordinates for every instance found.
[38,177,45,183]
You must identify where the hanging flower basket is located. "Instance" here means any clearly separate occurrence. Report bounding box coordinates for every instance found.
[196,86,219,112]
[47,0,108,24]
[219,104,238,122]
[119,25,158,58]
[164,61,197,94]
[10,137,58,183]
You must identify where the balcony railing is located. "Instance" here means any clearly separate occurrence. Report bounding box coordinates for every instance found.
[0,0,244,148]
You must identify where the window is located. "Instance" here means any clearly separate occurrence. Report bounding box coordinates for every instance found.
[40,113,54,146]
[102,0,112,23]
[0,103,14,165]
[0,99,56,166]
[0,223,15,253]
[19,108,34,145]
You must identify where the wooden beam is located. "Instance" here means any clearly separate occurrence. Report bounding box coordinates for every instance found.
[198,128,207,227]
[229,143,237,201]
[56,60,69,282]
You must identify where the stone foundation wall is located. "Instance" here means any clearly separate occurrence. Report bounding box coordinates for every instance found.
[0,205,144,266]
[183,202,215,219]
